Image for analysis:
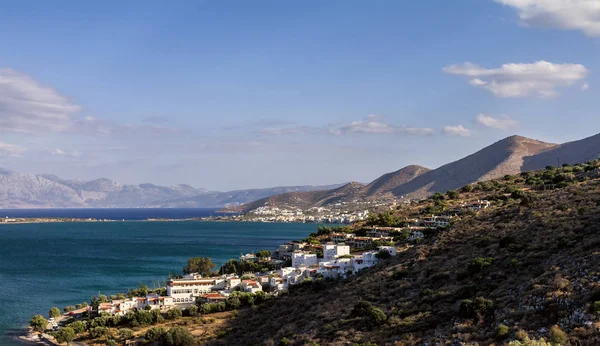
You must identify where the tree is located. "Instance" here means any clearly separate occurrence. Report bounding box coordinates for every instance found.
[255,250,271,258]
[187,305,199,317]
[68,321,86,334]
[55,327,76,345]
[49,307,62,319]
[183,257,216,276]
[166,307,182,320]
[119,328,134,340]
[63,306,75,312]
[138,283,150,296]
[446,190,460,200]
[30,315,47,333]
[164,326,196,346]
[145,327,167,342]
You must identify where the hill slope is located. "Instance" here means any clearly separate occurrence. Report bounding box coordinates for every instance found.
[232,165,431,212]
[215,162,600,346]
[391,135,557,199]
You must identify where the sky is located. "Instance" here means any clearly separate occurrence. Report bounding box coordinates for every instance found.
[0,0,599,190]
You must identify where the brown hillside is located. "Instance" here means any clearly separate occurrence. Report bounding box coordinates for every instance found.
[235,182,365,212]
[363,165,430,197]
[523,132,600,172]
[392,135,557,199]
[213,162,600,346]
[233,165,430,213]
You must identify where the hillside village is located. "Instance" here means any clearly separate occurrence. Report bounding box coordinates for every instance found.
[27,159,600,346]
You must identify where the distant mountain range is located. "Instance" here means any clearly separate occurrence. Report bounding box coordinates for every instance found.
[0,170,345,208]
[1,133,598,210]
[232,133,600,212]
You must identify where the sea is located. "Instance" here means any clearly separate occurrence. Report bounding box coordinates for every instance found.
[0,209,317,345]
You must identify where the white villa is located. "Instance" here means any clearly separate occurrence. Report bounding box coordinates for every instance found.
[323,244,350,261]
[291,252,318,267]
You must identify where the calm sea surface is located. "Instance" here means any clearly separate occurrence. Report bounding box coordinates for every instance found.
[0,209,316,345]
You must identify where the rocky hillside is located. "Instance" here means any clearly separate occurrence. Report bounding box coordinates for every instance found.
[234,133,600,212]
[214,161,600,345]
[0,168,345,208]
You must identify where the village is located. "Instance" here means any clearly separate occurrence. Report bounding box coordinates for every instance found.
[88,199,491,317]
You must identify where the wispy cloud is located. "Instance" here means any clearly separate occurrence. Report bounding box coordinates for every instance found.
[495,0,600,37]
[442,124,471,137]
[261,115,435,137]
[0,142,27,157]
[0,68,80,133]
[0,68,186,138]
[443,61,588,98]
[475,114,520,130]
[48,148,82,157]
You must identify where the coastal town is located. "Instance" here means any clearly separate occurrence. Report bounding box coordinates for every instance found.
[24,197,492,344]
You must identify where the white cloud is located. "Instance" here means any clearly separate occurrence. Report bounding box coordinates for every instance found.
[475,114,520,130]
[0,68,185,138]
[48,148,82,157]
[261,115,434,136]
[443,61,588,98]
[0,142,27,157]
[582,83,589,90]
[442,125,471,137]
[0,68,80,133]
[495,0,600,37]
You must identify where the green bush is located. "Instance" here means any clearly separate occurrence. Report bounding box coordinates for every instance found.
[592,301,600,313]
[30,315,47,333]
[496,324,510,340]
[106,339,118,346]
[187,305,199,316]
[63,306,75,312]
[145,327,167,341]
[68,320,86,334]
[467,257,495,274]
[459,297,494,321]
[89,326,109,338]
[164,326,196,346]
[549,325,568,345]
[119,328,134,340]
[55,327,76,344]
[49,307,61,318]
[166,307,182,320]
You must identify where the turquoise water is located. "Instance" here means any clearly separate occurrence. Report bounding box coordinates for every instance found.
[0,221,316,345]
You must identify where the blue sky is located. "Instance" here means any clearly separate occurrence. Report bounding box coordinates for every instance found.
[0,0,598,190]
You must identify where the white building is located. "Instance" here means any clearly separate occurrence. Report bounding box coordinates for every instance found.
[167,278,225,305]
[323,244,350,261]
[240,280,263,293]
[330,233,355,244]
[292,252,318,267]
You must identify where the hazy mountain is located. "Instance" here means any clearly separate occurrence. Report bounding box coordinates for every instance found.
[0,169,346,208]
[234,133,600,212]
[0,170,85,208]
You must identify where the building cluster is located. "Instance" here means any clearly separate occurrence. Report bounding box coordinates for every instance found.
[94,200,490,317]
[94,273,263,316]
[241,206,371,224]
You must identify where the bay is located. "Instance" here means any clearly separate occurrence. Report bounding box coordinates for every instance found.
[0,214,316,345]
